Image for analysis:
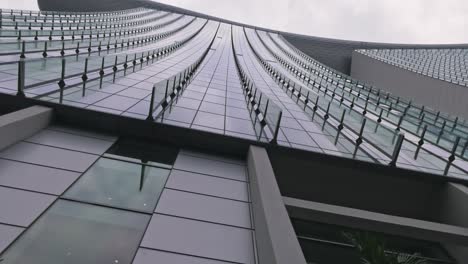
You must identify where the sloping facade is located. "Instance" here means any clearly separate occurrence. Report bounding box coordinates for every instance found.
[0,2,467,264]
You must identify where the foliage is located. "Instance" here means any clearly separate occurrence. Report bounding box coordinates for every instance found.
[343,232,428,264]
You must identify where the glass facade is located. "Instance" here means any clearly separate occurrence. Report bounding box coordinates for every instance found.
[64,157,169,212]
[0,200,150,264]
[0,5,467,264]
[0,7,465,178]
[0,126,255,264]
[0,7,466,178]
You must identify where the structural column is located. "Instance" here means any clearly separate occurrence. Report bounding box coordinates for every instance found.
[247,145,307,264]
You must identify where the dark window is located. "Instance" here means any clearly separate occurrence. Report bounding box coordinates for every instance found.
[291,218,455,264]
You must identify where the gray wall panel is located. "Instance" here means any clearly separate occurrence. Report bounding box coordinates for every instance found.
[133,248,230,264]
[282,34,468,75]
[0,224,24,253]
[155,189,251,228]
[25,129,114,155]
[139,149,255,264]
[0,186,55,227]
[0,142,98,172]
[0,159,80,195]
[141,214,255,264]
[351,51,468,119]
[173,153,247,182]
[165,169,249,202]
[48,125,117,142]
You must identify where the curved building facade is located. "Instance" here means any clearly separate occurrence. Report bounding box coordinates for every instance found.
[37,0,468,73]
[35,0,468,119]
[0,2,466,264]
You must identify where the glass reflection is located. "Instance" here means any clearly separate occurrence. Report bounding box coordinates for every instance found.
[64,158,169,212]
[0,200,150,264]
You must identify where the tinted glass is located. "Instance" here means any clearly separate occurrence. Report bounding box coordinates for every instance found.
[64,158,169,212]
[0,200,150,264]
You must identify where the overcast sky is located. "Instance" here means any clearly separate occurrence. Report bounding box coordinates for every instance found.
[3,0,468,44]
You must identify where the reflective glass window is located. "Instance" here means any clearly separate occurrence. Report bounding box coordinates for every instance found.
[64,158,169,212]
[0,200,150,264]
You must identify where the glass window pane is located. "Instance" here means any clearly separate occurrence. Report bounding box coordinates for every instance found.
[64,158,169,212]
[0,200,150,264]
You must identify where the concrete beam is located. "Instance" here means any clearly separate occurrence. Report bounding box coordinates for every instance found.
[247,146,306,264]
[284,196,468,247]
[0,106,53,150]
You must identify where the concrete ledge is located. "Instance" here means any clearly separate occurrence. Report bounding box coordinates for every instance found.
[0,106,53,150]
[284,196,468,246]
[247,146,306,264]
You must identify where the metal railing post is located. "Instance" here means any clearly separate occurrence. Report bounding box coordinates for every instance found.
[461,139,467,158]
[444,137,460,176]
[417,113,425,134]
[334,109,346,145]
[82,58,88,96]
[58,58,66,104]
[146,85,156,121]
[414,125,427,160]
[321,102,331,131]
[436,120,446,144]
[311,97,319,121]
[419,105,425,119]
[257,92,266,113]
[161,80,169,109]
[452,117,458,132]
[389,133,405,167]
[434,111,440,125]
[20,41,26,59]
[17,60,25,97]
[395,115,404,131]
[112,56,118,83]
[99,57,105,88]
[271,111,283,144]
[353,119,367,158]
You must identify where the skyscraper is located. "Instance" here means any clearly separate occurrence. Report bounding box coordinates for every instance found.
[0,2,467,264]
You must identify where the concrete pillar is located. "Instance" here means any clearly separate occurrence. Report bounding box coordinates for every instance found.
[438,183,468,263]
[0,106,53,151]
[247,145,307,264]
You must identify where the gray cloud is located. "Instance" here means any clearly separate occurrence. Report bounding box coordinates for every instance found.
[3,0,467,44]
[158,0,468,44]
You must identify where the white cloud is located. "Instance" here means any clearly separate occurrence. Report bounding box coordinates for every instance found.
[3,0,39,11]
